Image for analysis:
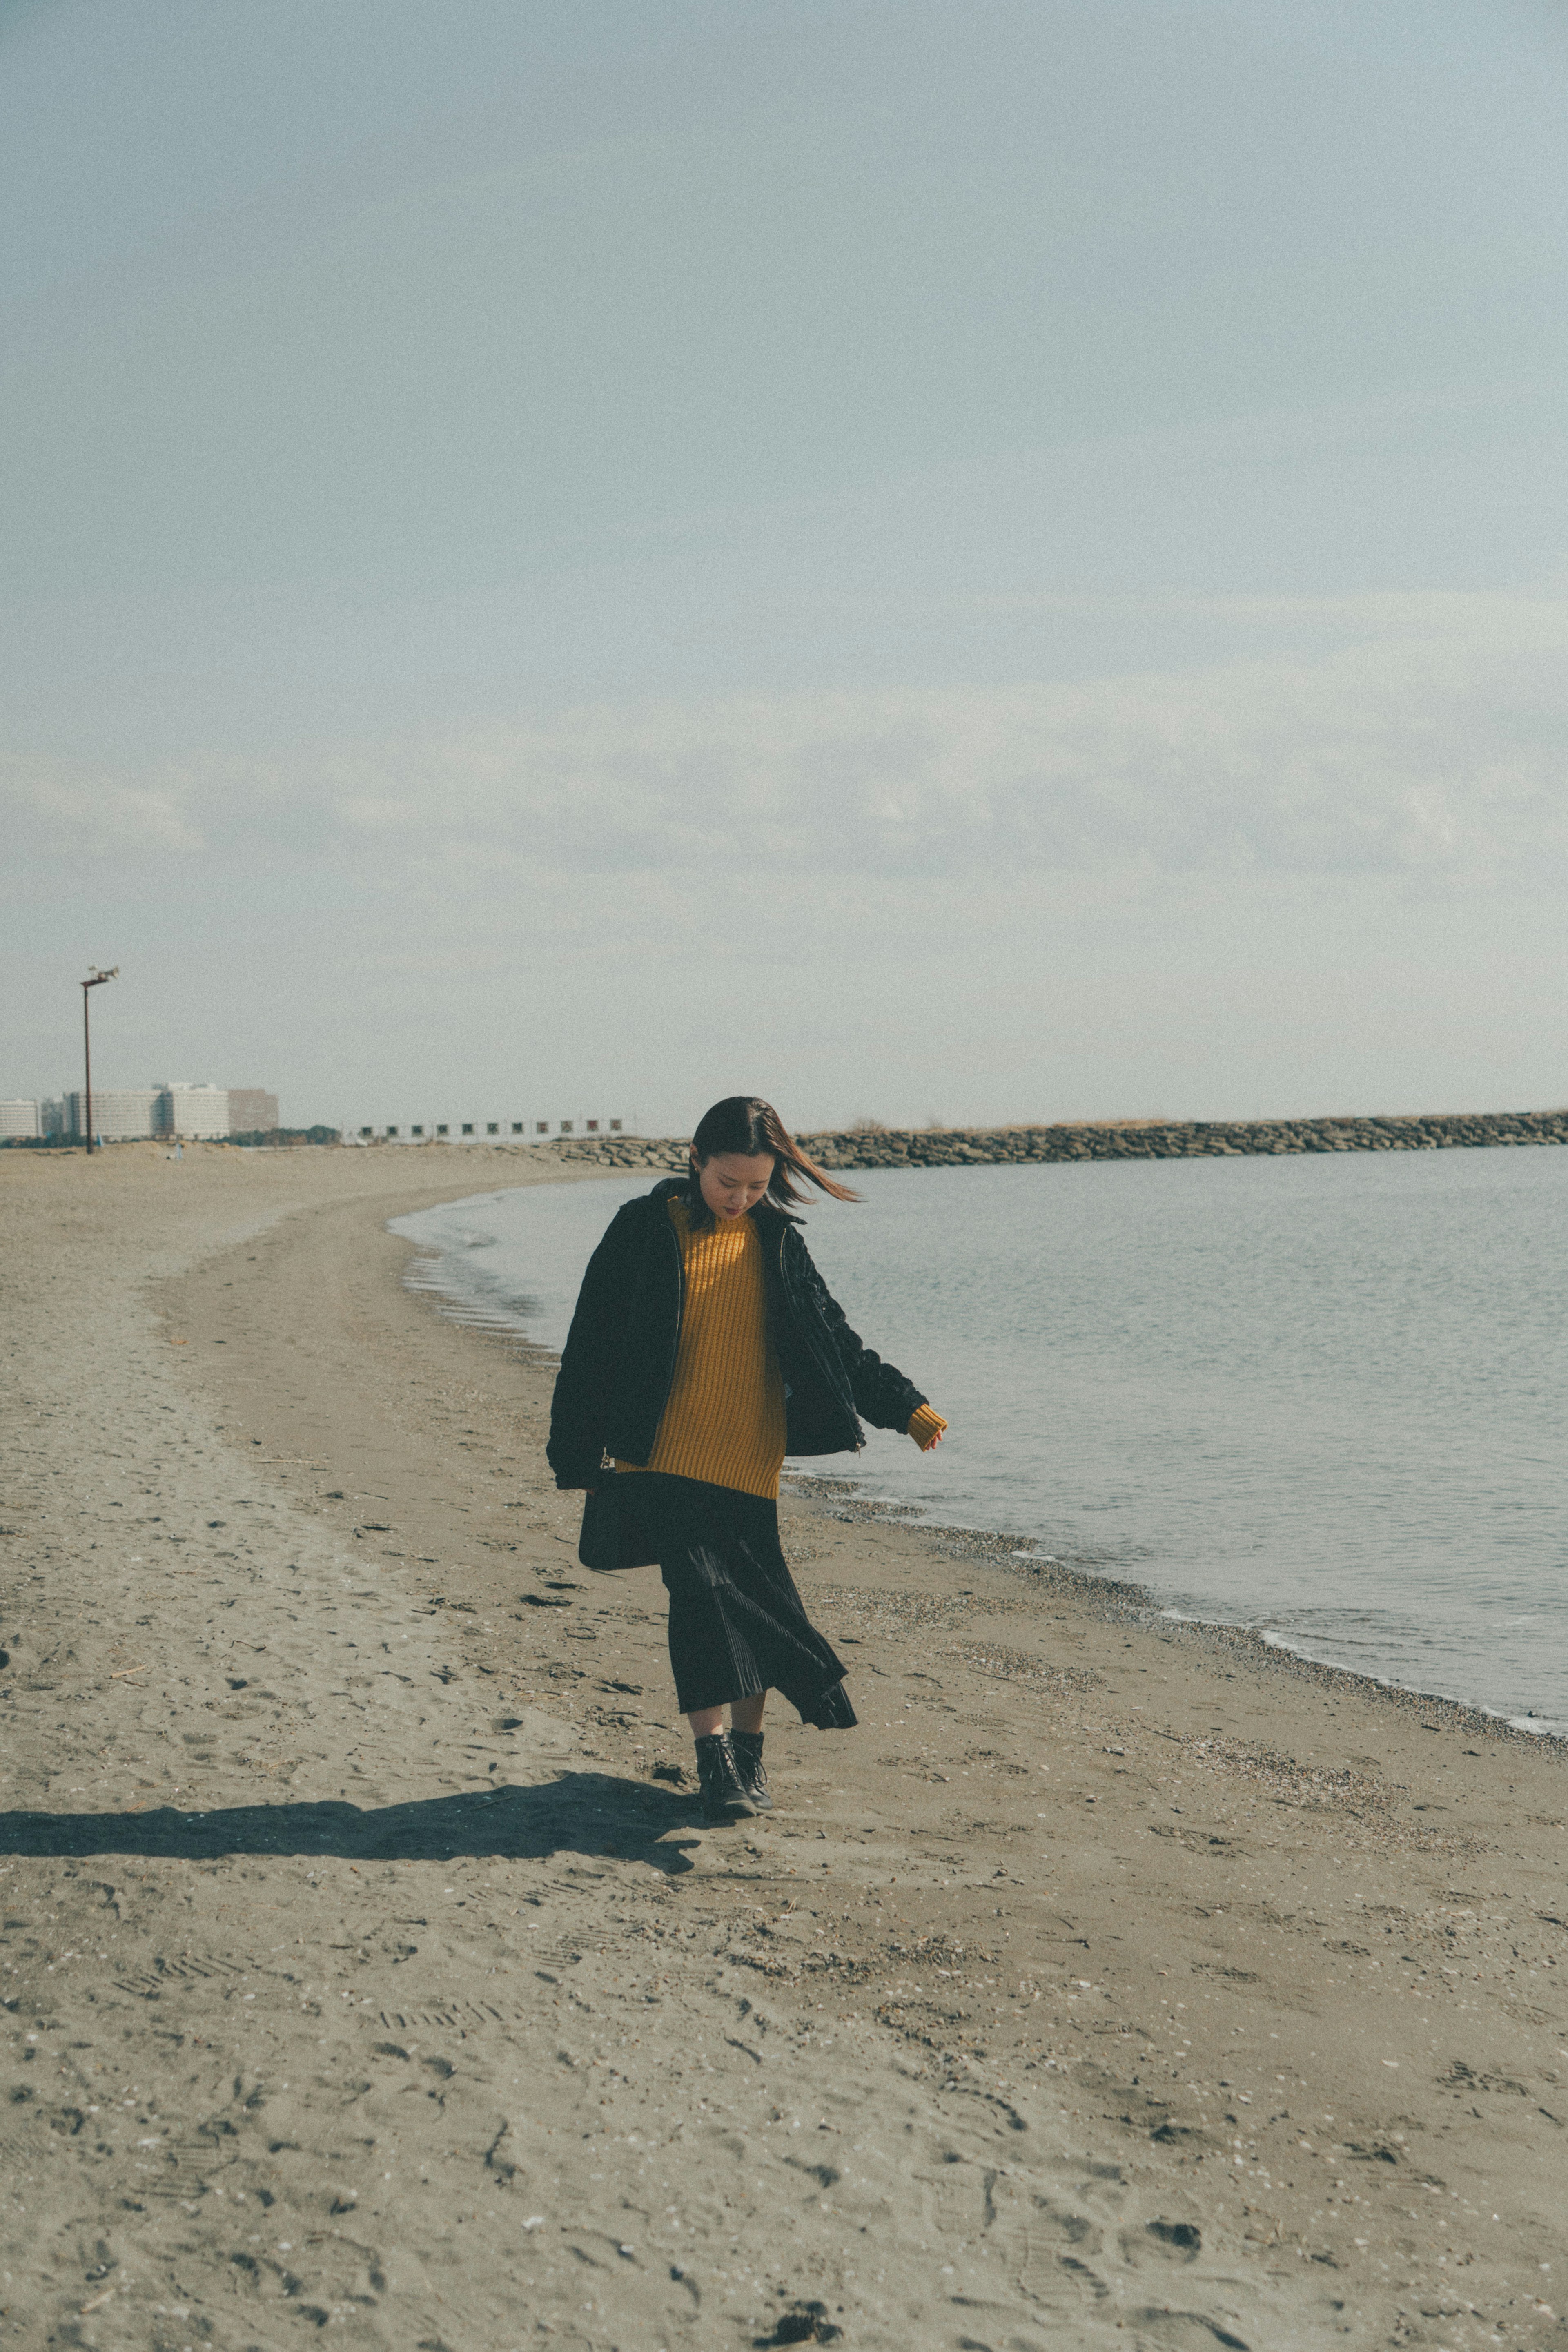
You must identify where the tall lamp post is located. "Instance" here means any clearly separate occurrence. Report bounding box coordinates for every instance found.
[80,967,118,1154]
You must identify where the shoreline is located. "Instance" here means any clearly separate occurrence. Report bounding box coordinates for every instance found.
[396,1195,1568,1752]
[3,1142,1565,2350]
[784,1476,1568,1754]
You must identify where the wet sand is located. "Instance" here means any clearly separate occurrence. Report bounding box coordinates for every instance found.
[2,1141,1564,2351]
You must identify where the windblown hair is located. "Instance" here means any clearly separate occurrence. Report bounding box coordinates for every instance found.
[685,1096,860,1228]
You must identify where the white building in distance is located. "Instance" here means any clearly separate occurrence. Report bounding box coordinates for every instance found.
[0,1099,40,1139]
[61,1088,163,1141]
[50,1085,281,1141]
[157,1083,232,1139]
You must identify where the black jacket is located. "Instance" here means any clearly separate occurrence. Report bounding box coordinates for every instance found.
[546,1177,929,1489]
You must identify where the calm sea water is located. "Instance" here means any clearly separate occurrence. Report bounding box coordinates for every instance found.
[391,1148,1568,1734]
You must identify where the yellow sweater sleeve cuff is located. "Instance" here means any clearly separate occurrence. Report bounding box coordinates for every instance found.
[907,1404,947,1450]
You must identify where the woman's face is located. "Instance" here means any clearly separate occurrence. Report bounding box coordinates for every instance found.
[693,1149,775,1221]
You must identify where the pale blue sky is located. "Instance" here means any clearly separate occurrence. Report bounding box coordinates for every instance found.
[4,1,1566,1130]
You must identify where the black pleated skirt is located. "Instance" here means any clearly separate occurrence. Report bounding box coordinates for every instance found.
[621,1472,856,1728]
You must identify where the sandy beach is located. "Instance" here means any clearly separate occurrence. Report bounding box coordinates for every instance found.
[2,1143,1564,2352]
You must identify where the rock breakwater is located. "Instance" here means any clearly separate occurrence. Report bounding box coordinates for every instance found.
[547,1107,1568,1174]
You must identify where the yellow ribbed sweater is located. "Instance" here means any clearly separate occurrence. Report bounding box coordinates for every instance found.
[616,1199,947,1498]
[616,1201,788,1498]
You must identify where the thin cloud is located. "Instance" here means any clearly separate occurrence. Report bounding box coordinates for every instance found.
[8,592,1567,884]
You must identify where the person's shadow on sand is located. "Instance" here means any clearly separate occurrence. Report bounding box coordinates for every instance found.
[0,1773,702,1875]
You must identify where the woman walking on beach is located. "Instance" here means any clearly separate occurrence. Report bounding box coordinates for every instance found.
[548,1096,947,1825]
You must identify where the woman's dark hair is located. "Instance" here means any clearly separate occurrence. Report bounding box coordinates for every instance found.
[685,1096,860,1227]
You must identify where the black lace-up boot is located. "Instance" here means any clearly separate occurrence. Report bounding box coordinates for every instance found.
[729,1729,773,1812]
[694,1731,756,1824]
